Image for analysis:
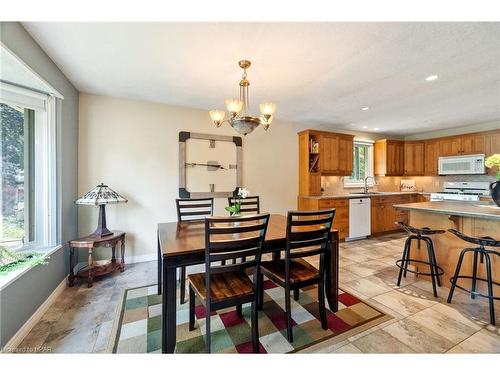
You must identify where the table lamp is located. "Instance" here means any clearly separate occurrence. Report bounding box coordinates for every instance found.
[75,183,128,237]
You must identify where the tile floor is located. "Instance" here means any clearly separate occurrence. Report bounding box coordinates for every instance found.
[17,233,500,353]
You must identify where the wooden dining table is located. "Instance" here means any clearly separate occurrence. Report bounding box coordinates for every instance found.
[156,213,339,353]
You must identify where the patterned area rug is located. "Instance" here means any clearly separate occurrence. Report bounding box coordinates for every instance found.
[110,280,391,353]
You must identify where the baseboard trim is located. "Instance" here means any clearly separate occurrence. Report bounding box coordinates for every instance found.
[1,277,67,352]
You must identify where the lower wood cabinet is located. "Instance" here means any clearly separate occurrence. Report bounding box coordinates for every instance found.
[297,194,421,240]
[318,198,349,240]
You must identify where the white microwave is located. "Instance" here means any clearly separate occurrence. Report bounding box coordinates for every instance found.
[438,154,485,175]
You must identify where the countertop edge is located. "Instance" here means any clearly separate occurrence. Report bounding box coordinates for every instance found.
[393,203,500,221]
[300,192,432,200]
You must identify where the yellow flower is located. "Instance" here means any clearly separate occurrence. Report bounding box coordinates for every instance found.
[485,154,500,168]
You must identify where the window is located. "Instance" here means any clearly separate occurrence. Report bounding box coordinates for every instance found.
[0,102,34,249]
[0,83,57,252]
[344,140,374,187]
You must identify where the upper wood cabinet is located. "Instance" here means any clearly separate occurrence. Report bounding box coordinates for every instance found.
[485,131,500,155]
[424,140,440,175]
[319,133,354,176]
[298,130,354,196]
[374,139,404,176]
[404,141,425,175]
[439,134,485,156]
[461,134,485,154]
[438,137,462,156]
[485,131,500,176]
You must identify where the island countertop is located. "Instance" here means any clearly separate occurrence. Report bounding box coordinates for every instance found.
[394,201,500,221]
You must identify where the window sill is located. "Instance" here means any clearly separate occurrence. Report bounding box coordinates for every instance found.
[0,244,62,291]
[343,182,375,188]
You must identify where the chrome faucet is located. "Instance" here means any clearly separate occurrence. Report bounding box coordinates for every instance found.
[364,176,375,194]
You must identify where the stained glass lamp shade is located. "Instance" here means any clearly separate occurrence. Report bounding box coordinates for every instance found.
[75,183,128,237]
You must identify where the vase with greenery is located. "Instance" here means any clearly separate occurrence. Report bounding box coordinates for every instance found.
[485,154,500,207]
[225,187,250,216]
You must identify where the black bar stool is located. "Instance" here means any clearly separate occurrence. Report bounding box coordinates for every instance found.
[447,229,500,326]
[396,222,445,297]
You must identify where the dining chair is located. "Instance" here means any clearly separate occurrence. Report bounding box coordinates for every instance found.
[227,195,260,214]
[227,195,260,263]
[188,213,270,353]
[258,209,335,343]
[176,197,214,304]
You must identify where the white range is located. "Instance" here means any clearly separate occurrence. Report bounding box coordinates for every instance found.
[430,181,491,202]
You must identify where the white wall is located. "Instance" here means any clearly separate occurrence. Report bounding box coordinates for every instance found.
[78,94,310,259]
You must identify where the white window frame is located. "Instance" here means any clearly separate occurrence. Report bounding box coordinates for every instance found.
[0,84,58,251]
[344,139,375,188]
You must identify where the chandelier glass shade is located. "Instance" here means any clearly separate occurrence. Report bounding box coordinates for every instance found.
[209,60,276,136]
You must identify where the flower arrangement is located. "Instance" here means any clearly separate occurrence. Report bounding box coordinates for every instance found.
[485,154,500,179]
[225,187,250,216]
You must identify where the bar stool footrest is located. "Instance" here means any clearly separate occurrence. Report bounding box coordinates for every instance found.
[449,276,500,300]
[396,258,444,277]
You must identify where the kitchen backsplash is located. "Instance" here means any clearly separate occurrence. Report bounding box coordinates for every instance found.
[321,174,496,195]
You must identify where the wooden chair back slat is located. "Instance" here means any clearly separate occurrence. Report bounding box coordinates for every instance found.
[228,196,260,214]
[210,248,260,263]
[176,198,214,222]
[209,222,267,235]
[209,237,262,252]
[289,228,330,241]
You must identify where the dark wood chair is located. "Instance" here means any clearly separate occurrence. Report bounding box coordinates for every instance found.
[188,213,270,353]
[227,196,260,263]
[258,209,335,343]
[227,195,260,214]
[176,198,214,304]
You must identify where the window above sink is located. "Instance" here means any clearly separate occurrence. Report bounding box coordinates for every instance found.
[344,140,375,188]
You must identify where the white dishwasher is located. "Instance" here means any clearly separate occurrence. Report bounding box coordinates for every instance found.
[348,198,371,240]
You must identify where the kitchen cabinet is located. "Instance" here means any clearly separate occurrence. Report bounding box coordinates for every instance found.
[298,194,422,239]
[374,139,405,176]
[297,197,349,240]
[438,137,462,156]
[404,141,425,175]
[319,198,349,240]
[439,134,485,156]
[486,131,500,154]
[424,140,440,175]
[485,131,500,177]
[461,134,485,154]
[320,133,354,176]
[298,130,354,196]
[371,194,417,234]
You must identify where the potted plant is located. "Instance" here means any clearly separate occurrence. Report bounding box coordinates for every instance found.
[225,187,250,216]
[485,154,500,207]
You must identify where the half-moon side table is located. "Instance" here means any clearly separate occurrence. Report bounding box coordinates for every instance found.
[68,231,126,287]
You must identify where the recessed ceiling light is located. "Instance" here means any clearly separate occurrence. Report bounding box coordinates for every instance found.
[373,127,380,131]
[361,107,370,111]
[362,126,368,129]
[425,75,438,81]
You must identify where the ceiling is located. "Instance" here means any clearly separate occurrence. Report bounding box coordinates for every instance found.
[22,22,500,135]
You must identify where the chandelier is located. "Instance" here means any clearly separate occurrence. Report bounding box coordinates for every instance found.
[209,60,276,136]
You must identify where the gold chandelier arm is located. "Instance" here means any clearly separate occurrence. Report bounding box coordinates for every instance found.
[214,119,232,128]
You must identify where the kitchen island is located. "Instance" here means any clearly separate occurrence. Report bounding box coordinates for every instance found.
[394,201,500,295]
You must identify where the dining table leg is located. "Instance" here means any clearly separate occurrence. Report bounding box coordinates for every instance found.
[325,233,339,312]
[162,260,177,353]
[157,232,162,295]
